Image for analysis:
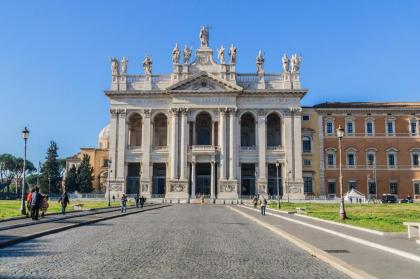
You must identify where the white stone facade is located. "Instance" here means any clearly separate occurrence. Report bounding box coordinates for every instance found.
[105,28,307,202]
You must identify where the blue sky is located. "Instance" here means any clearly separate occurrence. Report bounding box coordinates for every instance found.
[1,0,419,164]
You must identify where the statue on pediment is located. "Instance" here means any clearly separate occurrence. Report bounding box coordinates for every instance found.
[282,54,289,73]
[256,50,264,74]
[199,26,209,47]
[290,54,301,73]
[172,43,180,64]
[183,45,192,64]
[121,57,128,74]
[229,44,237,64]
[217,45,225,64]
[110,57,119,76]
[143,56,152,75]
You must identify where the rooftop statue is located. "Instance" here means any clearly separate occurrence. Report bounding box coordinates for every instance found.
[217,45,225,64]
[290,54,301,73]
[143,56,153,75]
[110,57,119,76]
[229,44,237,64]
[256,50,264,74]
[199,26,209,47]
[183,45,192,64]
[282,54,289,73]
[121,57,128,75]
[172,43,180,64]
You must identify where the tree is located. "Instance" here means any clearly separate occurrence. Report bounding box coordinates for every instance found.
[0,154,16,192]
[40,141,61,194]
[78,154,94,193]
[64,165,79,192]
[12,158,36,194]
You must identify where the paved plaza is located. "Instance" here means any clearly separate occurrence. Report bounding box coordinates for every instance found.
[0,205,347,279]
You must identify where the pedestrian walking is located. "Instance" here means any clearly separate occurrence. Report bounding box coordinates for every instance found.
[26,188,35,218]
[259,196,267,216]
[30,187,42,220]
[140,196,145,208]
[252,196,258,208]
[40,194,49,217]
[121,194,127,213]
[58,191,70,215]
[201,194,205,206]
[112,195,116,202]
[135,193,140,208]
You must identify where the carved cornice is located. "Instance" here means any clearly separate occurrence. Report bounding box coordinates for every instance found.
[144,108,152,118]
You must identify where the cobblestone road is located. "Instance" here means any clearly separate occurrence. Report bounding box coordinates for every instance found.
[0,205,347,279]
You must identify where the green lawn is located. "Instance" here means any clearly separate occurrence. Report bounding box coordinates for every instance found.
[0,200,135,220]
[268,202,420,232]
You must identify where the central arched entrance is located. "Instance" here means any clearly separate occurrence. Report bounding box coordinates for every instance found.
[195,163,211,196]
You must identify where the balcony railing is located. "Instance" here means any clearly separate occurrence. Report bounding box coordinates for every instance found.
[240,146,256,151]
[191,145,217,153]
[152,146,168,151]
[267,145,283,151]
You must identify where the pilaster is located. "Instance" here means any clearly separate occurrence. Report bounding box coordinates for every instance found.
[141,109,152,198]
[218,108,227,180]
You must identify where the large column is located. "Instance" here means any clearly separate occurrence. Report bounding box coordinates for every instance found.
[180,108,188,180]
[211,160,215,199]
[109,109,118,178]
[257,109,267,196]
[191,159,196,198]
[141,109,152,197]
[170,108,179,179]
[219,108,226,180]
[211,121,215,146]
[116,109,127,193]
[229,108,237,180]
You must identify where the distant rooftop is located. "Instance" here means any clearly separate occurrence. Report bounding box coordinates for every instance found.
[313,102,420,109]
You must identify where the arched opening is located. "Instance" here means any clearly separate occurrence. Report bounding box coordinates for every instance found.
[153,114,168,147]
[196,112,212,145]
[128,114,142,147]
[240,113,256,147]
[267,113,281,147]
[98,171,108,193]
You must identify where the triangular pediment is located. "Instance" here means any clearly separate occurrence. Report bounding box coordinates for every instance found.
[166,71,242,92]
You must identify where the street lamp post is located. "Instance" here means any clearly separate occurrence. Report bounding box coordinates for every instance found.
[275,160,280,209]
[108,160,112,207]
[20,127,29,215]
[336,125,347,220]
[48,175,51,197]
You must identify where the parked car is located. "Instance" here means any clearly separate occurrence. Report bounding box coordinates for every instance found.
[381,194,397,204]
[400,196,414,203]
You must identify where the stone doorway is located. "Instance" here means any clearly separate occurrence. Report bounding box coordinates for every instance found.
[241,164,256,197]
[152,163,166,196]
[196,163,211,196]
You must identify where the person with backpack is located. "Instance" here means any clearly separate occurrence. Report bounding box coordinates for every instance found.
[120,194,127,213]
[26,188,35,218]
[259,196,267,216]
[58,191,70,215]
[30,187,42,220]
[139,196,145,208]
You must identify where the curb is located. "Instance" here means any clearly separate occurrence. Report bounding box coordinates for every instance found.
[269,208,386,236]
[0,204,171,249]
[238,205,420,264]
[228,206,376,279]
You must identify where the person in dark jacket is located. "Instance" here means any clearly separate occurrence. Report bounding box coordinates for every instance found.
[30,187,42,220]
[58,191,70,215]
[135,193,140,208]
[139,196,145,208]
[120,194,127,213]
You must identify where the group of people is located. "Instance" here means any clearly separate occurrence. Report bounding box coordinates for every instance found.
[25,188,71,220]
[25,187,48,220]
[120,194,146,213]
[252,195,268,216]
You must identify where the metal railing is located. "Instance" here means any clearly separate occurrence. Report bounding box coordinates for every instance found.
[240,146,256,151]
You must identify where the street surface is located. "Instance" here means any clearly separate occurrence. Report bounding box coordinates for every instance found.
[0,205,347,279]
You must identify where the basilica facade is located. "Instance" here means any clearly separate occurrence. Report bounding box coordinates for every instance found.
[105,27,307,201]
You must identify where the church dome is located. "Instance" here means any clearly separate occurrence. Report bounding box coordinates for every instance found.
[98,124,110,149]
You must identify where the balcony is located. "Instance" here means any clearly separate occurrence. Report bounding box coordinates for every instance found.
[240,146,256,151]
[191,145,217,154]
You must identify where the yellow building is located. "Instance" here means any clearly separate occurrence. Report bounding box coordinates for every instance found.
[65,125,109,193]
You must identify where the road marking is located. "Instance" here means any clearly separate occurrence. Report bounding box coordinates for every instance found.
[238,205,420,263]
[229,206,376,279]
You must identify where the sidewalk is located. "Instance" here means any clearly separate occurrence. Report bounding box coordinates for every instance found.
[233,205,420,279]
[0,204,170,249]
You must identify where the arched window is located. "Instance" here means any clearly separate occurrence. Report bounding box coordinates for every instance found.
[302,136,311,153]
[128,114,142,147]
[196,112,212,145]
[153,114,168,147]
[267,113,281,147]
[240,113,256,147]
